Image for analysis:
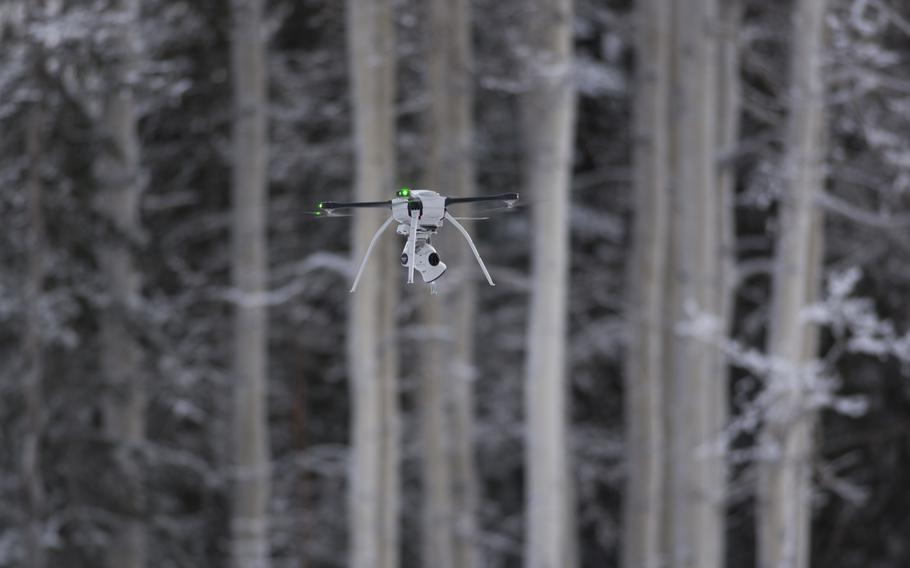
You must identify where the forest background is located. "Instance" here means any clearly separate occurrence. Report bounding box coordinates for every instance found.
[2,0,910,567]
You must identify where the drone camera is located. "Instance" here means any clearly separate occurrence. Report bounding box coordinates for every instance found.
[402,241,447,283]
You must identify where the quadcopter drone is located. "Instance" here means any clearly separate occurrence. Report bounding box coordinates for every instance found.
[314,188,518,292]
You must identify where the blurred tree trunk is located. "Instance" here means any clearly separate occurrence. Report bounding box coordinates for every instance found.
[443,1,480,561]
[420,0,479,565]
[757,0,828,565]
[230,0,271,566]
[716,0,742,332]
[346,0,400,567]
[449,293,479,568]
[712,4,742,535]
[622,0,671,565]
[625,1,739,566]
[95,2,147,567]
[23,4,46,563]
[522,0,577,566]
[666,0,726,566]
[418,302,454,568]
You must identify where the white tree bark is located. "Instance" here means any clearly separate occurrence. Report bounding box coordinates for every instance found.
[716,0,743,313]
[418,301,455,568]
[449,302,479,568]
[230,0,270,566]
[420,0,479,565]
[758,0,828,565]
[622,0,671,566]
[625,2,739,566]
[666,0,726,567]
[522,0,577,566]
[442,2,480,563]
[714,0,742,480]
[95,2,146,566]
[346,1,400,567]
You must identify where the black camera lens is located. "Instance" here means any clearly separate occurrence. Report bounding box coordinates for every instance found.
[428,252,440,266]
[400,253,408,265]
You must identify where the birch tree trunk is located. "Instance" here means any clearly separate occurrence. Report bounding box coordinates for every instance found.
[418,299,454,568]
[758,0,828,565]
[346,1,400,567]
[23,16,46,563]
[716,0,743,317]
[622,0,671,565]
[666,0,726,566]
[95,2,147,566]
[420,0,479,565]
[713,0,742,488]
[449,296,479,568]
[522,0,577,566]
[443,2,480,561]
[230,0,270,566]
[625,2,738,566]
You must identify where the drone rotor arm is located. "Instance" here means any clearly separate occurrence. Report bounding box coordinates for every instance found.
[318,200,392,213]
[350,214,396,293]
[444,212,495,287]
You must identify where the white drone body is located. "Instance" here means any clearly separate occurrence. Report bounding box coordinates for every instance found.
[315,188,518,292]
[391,190,449,285]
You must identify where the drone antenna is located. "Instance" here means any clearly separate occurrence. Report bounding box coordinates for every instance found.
[444,212,495,287]
[350,215,396,293]
[406,209,419,284]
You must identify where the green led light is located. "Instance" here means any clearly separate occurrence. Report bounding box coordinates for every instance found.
[317,202,324,208]
[398,187,411,197]
[315,211,322,216]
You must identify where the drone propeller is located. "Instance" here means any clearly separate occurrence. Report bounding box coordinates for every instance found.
[452,204,525,219]
[299,210,353,218]
[445,193,523,218]
[469,203,524,214]
[444,192,519,208]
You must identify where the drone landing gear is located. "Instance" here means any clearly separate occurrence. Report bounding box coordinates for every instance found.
[444,212,495,287]
[349,209,497,293]
[407,208,419,284]
[350,215,396,293]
